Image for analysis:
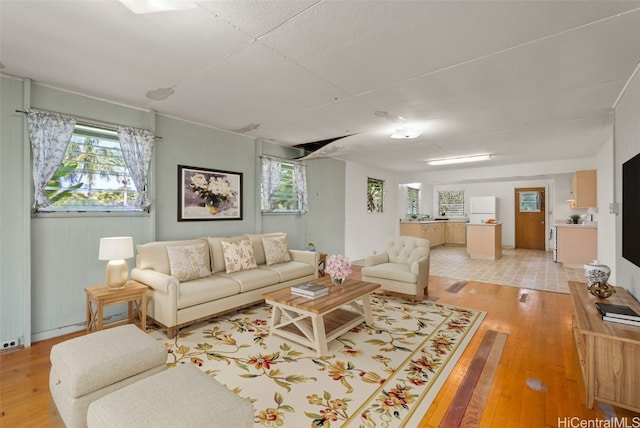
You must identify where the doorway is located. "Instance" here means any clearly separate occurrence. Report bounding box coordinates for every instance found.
[515,187,546,250]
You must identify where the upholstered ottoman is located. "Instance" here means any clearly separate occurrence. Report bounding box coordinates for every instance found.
[87,363,255,428]
[50,324,167,428]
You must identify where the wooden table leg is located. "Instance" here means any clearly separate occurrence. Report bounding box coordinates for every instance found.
[97,300,104,331]
[140,293,147,332]
[361,294,374,324]
[86,295,92,332]
[311,315,328,356]
[270,306,282,333]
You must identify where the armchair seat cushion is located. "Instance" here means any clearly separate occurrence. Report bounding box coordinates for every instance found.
[361,263,417,284]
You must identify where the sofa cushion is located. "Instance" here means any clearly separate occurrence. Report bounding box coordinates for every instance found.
[166,243,211,281]
[220,239,257,273]
[259,261,315,282]
[245,233,286,266]
[137,238,208,275]
[262,235,291,266]
[361,263,417,283]
[207,235,246,273]
[177,276,241,309]
[217,268,280,293]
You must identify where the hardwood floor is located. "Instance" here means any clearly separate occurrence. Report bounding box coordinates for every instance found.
[1,270,638,427]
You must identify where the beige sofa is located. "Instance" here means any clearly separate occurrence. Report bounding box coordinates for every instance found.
[131,233,318,338]
[361,236,430,304]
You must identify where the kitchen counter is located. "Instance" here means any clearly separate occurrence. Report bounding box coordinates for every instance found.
[555,223,597,229]
[400,219,468,224]
[466,222,502,226]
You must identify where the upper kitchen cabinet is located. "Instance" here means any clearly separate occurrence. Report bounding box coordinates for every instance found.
[570,170,597,208]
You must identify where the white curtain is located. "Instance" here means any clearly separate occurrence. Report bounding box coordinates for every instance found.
[293,162,308,213]
[117,126,154,210]
[26,108,76,210]
[261,156,282,212]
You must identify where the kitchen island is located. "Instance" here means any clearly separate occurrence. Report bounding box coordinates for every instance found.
[466,222,502,260]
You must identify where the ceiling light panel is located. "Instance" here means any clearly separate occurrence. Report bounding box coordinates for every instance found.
[427,154,492,165]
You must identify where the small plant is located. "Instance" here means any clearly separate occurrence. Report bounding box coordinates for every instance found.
[570,214,580,224]
[307,242,315,251]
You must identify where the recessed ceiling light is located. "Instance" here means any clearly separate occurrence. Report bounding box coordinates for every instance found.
[118,0,198,14]
[390,127,422,139]
[427,154,492,166]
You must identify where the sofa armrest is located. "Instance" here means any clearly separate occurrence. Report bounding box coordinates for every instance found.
[411,255,430,290]
[365,253,389,267]
[131,268,178,294]
[289,249,318,267]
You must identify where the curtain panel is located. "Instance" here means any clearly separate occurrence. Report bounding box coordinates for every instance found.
[117,126,154,210]
[26,108,76,210]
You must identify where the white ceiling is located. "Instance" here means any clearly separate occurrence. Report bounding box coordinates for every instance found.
[2,1,640,172]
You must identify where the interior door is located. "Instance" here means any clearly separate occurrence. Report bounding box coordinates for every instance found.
[515,187,546,250]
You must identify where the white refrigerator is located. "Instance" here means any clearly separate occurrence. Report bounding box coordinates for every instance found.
[469,196,498,224]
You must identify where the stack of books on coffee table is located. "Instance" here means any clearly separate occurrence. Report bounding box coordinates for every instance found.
[595,302,640,327]
[291,283,329,299]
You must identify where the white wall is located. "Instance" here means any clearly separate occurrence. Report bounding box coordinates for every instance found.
[614,66,640,299]
[595,136,616,283]
[345,161,399,261]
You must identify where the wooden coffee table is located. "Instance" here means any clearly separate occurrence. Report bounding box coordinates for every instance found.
[262,278,380,356]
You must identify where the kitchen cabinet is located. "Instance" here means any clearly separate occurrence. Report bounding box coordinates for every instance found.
[445,222,466,245]
[570,170,597,208]
[556,225,597,266]
[466,223,502,260]
[399,223,421,238]
[421,223,445,247]
[399,222,445,247]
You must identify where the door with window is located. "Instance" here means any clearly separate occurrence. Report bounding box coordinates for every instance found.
[515,187,546,250]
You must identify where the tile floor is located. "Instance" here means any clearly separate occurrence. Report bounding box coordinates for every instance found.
[428,246,585,294]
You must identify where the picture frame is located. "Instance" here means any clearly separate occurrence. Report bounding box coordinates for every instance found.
[178,165,243,221]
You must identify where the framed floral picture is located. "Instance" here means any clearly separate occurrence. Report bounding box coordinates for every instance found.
[178,165,243,221]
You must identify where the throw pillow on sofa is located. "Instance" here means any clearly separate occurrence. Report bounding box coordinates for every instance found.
[262,235,291,266]
[166,243,211,281]
[221,239,258,273]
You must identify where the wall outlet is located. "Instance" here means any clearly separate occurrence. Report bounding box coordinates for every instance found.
[1,337,23,350]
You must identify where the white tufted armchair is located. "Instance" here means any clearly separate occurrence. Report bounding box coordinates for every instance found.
[361,236,430,304]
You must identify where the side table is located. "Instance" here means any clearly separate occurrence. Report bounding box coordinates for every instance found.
[318,252,327,276]
[85,280,148,333]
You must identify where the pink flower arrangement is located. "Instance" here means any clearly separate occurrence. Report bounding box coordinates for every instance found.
[325,254,352,280]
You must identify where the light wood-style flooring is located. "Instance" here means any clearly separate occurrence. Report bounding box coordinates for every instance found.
[1,268,638,427]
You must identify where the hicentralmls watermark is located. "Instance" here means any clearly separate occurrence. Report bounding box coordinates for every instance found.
[557,417,640,428]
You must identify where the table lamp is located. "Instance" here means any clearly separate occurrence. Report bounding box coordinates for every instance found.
[99,236,134,289]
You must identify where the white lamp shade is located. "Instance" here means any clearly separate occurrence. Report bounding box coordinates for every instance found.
[99,237,134,260]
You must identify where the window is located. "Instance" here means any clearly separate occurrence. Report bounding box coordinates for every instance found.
[261,157,307,213]
[438,190,465,216]
[407,187,420,216]
[270,162,299,211]
[43,124,139,212]
[367,177,384,213]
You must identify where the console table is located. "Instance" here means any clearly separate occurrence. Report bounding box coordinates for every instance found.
[568,281,640,412]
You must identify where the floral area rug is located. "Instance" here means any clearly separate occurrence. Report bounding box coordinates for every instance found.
[149,294,485,427]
